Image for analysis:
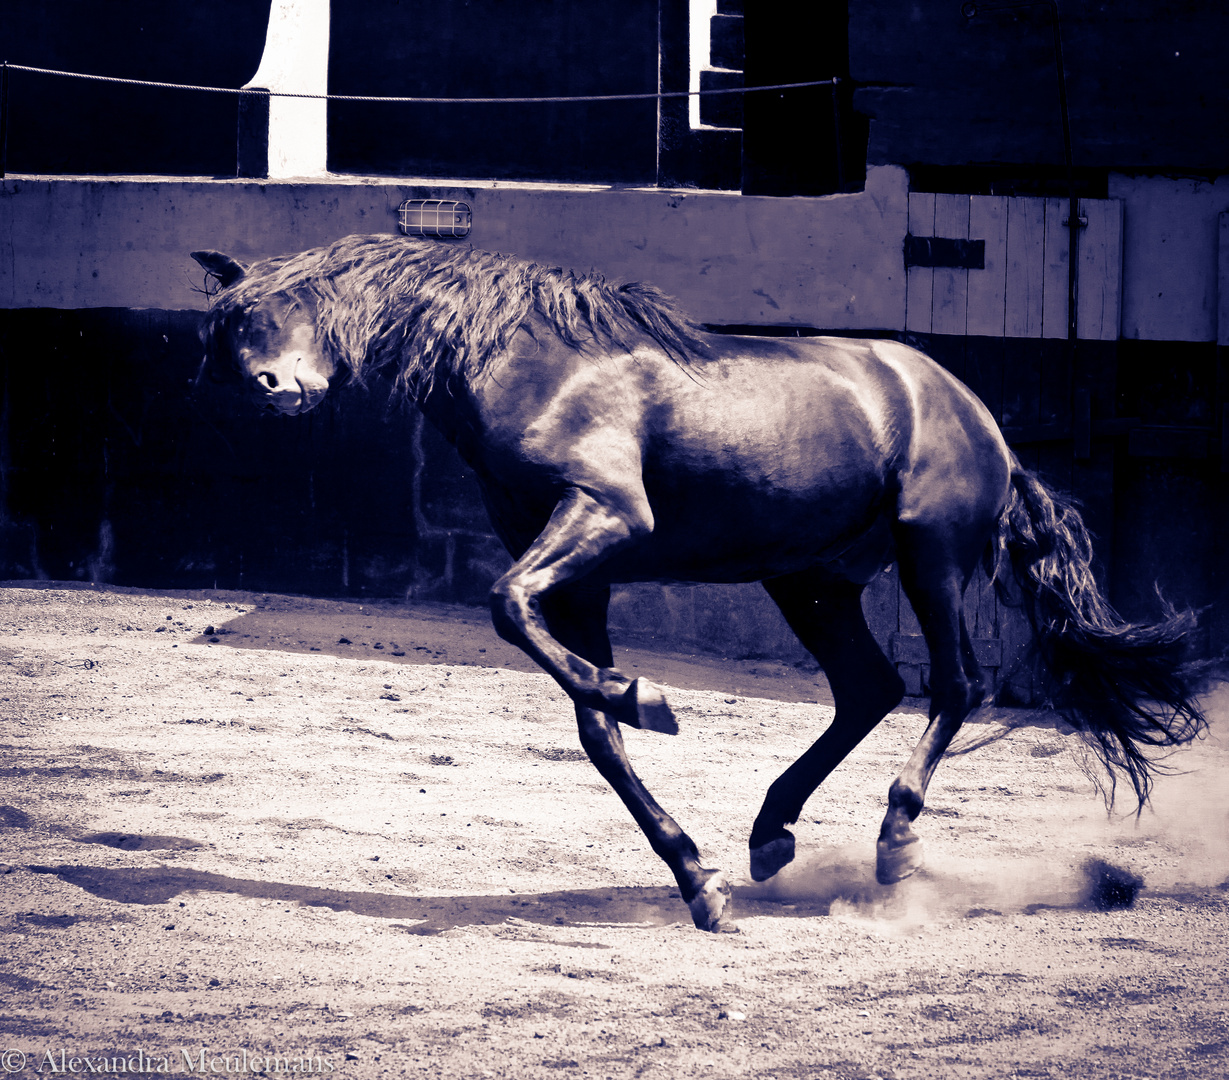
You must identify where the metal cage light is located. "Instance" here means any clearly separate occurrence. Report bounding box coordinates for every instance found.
[398,199,472,238]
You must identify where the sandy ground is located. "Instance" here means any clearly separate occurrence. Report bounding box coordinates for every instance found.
[1,582,1227,1080]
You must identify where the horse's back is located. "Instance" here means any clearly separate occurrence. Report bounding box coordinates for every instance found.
[664,332,1011,502]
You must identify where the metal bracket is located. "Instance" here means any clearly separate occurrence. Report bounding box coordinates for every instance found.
[904,234,987,269]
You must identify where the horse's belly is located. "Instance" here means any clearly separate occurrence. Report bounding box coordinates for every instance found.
[601,398,894,580]
[610,513,893,585]
[606,469,893,585]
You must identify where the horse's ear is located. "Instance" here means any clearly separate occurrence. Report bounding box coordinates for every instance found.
[191,250,247,288]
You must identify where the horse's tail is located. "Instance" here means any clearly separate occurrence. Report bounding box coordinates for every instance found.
[993,465,1207,809]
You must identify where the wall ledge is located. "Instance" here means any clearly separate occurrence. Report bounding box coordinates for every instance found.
[1,168,909,327]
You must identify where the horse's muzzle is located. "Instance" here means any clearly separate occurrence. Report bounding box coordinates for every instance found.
[257,383,320,416]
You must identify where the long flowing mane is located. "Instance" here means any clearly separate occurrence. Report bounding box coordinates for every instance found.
[200,234,710,398]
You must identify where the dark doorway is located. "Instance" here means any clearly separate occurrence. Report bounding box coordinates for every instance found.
[741,1,867,196]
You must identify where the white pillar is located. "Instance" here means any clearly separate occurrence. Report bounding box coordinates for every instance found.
[689,0,717,129]
[244,0,331,177]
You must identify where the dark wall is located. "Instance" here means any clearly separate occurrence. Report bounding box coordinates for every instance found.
[4,1,657,185]
[0,2,271,176]
[12,3,1226,187]
[0,309,506,602]
[3,308,1225,660]
[1111,339,1227,657]
[327,0,659,183]
[850,1,1229,175]
[906,330,1229,659]
[657,0,742,190]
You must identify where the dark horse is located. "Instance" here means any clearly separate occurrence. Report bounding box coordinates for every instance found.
[192,234,1205,931]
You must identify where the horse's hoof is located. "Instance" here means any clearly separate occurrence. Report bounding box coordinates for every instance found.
[687,869,733,932]
[627,678,678,735]
[875,835,924,885]
[749,833,795,881]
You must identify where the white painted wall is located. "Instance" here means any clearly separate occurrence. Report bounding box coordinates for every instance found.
[245,0,331,178]
[0,167,910,331]
[689,0,717,129]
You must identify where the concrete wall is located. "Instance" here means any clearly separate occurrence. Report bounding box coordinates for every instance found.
[11,168,1227,345]
[0,167,909,329]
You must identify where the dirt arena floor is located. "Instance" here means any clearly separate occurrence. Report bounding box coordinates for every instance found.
[1,582,1226,1079]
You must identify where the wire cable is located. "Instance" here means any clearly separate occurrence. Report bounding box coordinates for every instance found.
[1,62,835,104]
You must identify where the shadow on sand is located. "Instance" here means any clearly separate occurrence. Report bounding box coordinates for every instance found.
[28,843,1160,936]
[27,861,836,933]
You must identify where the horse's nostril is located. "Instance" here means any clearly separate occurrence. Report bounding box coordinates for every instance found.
[257,371,278,390]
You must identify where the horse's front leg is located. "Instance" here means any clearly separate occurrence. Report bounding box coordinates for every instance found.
[489,487,676,733]
[577,703,731,930]
[534,580,731,931]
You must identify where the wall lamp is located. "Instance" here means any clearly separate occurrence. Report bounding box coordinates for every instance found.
[398,199,472,238]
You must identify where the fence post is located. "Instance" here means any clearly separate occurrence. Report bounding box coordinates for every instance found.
[1,61,9,180]
[237,90,271,178]
[830,77,846,194]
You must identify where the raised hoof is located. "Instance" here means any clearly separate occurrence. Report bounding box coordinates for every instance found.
[875,834,924,885]
[625,678,678,735]
[749,833,796,882]
[687,869,735,932]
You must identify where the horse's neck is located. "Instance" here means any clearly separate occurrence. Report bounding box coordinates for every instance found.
[416,377,479,460]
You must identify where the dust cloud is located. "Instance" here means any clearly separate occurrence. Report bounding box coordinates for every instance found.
[735,687,1229,928]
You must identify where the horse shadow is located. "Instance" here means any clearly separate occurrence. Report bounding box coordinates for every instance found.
[27,857,900,935]
[30,841,1135,935]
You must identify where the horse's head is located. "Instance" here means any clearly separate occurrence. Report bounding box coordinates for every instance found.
[192,250,337,416]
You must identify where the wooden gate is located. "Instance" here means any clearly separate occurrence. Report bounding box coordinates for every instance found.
[905,192,1123,341]
[878,192,1124,699]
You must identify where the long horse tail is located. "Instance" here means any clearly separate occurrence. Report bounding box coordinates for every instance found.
[993,464,1207,809]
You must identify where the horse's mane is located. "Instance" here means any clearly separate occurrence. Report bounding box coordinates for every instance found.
[200,234,710,399]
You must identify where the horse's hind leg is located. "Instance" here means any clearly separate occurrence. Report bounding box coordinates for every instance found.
[750,572,905,881]
[877,529,985,885]
[540,584,732,932]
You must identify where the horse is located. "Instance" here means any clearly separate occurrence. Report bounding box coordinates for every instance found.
[191,233,1206,932]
